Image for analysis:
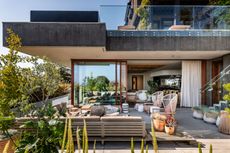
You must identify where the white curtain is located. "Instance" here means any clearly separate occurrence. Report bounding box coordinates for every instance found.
[181,61,202,107]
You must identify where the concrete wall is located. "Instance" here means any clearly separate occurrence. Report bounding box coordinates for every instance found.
[3,22,106,46]
[107,36,230,51]
[128,72,152,90]
[3,22,230,52]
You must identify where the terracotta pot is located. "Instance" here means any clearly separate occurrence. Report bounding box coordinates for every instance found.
[165,125,175,135]
[0,135,18,153]
[218,111,230,135]
[153,119,165,132]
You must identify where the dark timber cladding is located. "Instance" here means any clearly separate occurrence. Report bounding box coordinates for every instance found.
[31,11,99,22]
[3,22,106,46]
[106,36,230,51]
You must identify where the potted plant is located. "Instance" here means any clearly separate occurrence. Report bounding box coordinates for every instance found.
[218,83,230,134]
[192,106,209,119]
[165,116,177,135]
[203,110,219,124]
[152,113,166,132]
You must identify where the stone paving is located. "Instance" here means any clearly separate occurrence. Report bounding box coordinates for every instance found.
[72,108,230,153]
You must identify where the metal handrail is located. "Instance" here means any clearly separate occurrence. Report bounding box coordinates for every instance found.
[201,64,230,92]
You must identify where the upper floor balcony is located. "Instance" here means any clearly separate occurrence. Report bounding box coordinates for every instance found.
[100,5,230,51]
[100,5,230,32]
[3,6,230,52]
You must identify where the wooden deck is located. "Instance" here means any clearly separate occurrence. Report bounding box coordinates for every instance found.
[148,132,197,144]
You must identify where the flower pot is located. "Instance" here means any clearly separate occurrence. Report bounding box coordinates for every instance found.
[165,126,175,135]
[153,119,165,132]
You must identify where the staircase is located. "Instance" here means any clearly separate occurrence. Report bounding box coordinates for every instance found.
[200,65,230,110]
[201,64,230,93]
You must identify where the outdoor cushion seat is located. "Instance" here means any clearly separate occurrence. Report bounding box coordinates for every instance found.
[69,116,100,122]
[101,116,146,139]
[101,116,143,122]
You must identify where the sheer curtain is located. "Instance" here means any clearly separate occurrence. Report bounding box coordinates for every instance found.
[181,61,202,107]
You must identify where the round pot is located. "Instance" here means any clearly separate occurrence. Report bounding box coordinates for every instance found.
[203,112,218,124]
[165,126,175,135]
[218,111,230,135]
[153,119,165,132]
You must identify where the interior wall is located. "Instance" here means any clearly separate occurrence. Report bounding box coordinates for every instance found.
[136,75,143,90]
[128,72,152,91]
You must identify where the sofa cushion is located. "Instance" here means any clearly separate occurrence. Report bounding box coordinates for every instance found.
[101,116,143,122]
[69,116,100,122]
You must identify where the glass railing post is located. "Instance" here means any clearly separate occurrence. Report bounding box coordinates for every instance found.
[192,6,195,29]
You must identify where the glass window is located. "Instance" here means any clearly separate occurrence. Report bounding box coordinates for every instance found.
[73,61,127,106]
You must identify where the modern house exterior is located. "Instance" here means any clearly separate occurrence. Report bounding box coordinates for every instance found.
[2,0,230,108]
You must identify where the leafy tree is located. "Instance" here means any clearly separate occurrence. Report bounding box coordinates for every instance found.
[209,0,230,5]
[209,0,230,25]
[135,0,150,29]
[60,66,71,83]
[223,83,230,101]
[0,28,24,116]
[83,74,96,92]
[95,76,110,91]
[19,57,62,113]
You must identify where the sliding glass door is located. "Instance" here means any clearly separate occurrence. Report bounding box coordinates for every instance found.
[72,61,127,106]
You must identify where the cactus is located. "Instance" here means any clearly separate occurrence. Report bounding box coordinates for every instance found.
[93,139,96,153]
[3,140,10,153]
[83,120,88,153]
[66,118,74,153]
[61,118,75,153]
[131,137,135,153]
[151,122,158,153]
[145,145,148,153]
[140,139,144,153]
[61,118,68,153]
[76,127,81,153]
[209,144,212,153]
[198,143,202,153]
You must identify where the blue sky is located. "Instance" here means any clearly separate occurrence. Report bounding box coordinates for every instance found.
[0,0,128,56]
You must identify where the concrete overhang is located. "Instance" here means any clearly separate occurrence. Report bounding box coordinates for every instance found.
[2,22,230,67]
[107,30,230,51]
[20,46,230,67]
[3,22,106,46]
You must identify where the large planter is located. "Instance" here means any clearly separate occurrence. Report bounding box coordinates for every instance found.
[192,109,203,119]
[203,112,218,124]
[153,119,166,132]
[165,126,175,135]
[0,135,17,153]
[216,115,221,127]
[218,111,230,135]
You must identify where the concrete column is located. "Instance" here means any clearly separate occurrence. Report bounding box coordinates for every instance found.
[223,54,230,95]
[206,61,212,106]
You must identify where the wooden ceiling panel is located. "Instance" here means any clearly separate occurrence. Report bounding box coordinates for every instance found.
[128,65,164,73]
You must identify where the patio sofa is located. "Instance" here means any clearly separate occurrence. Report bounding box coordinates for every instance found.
[14,116,146,143]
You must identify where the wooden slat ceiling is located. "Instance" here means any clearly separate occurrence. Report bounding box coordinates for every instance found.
[128,65,164,73]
